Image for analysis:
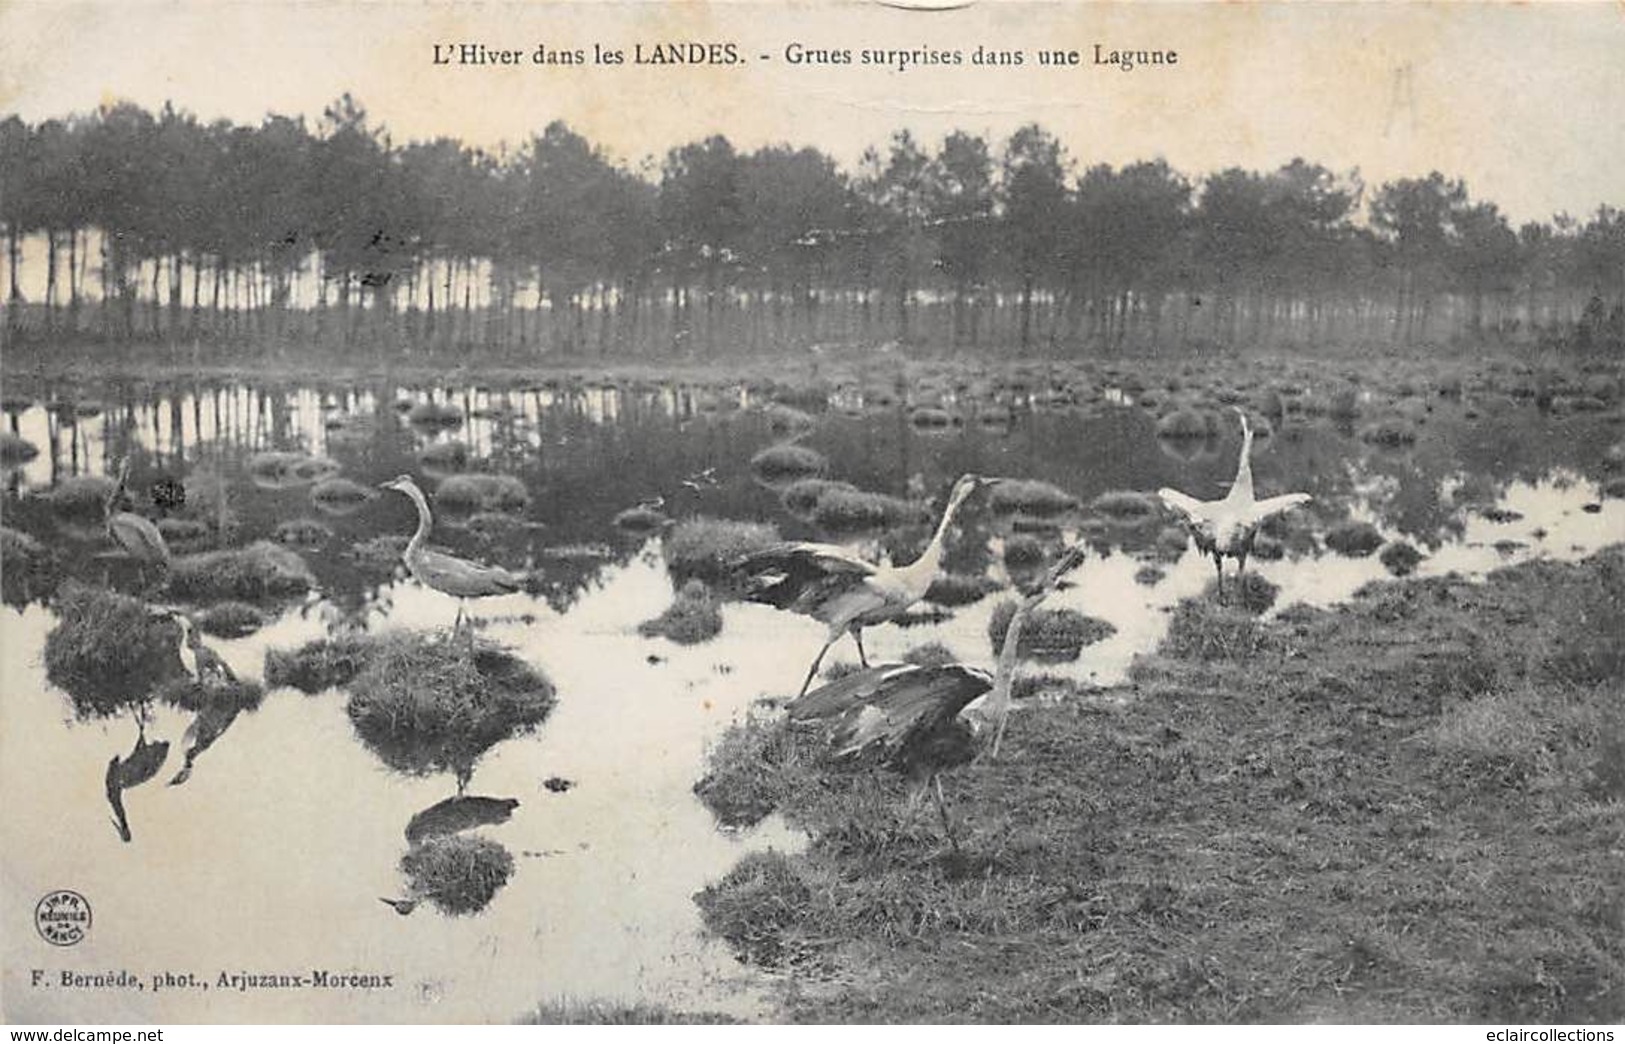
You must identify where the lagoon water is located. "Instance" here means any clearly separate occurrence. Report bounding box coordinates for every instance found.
[2,370,1621,1021]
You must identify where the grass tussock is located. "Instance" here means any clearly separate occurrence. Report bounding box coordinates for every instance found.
[156,670,266,715]
[417,439,470,472]
[1092,489,1160,522]
[434,472,530,514]
[924,572,999,607]
[611,503,669,533]
[663,517,779,584]
[693,713,795,829]
[638,579,724,645]
[1155,408,1216,440]
[750,443,828,481]
[1380,540,1426,577]
[398,834,513,916]
[47,475,115,521]
[1325,521,1385,558]
[346,632,556,783]
[989,479,1077,517]
[274,517,333,547]
[264,633,378,693]
[988,600,1116,662]
[779,478,856,519]
[2,525,60,605]
[43,581,180,715]
[192,600,267,638]
[309,476,376,514]
[694,549,1625,1022]
[810,487,922,533]
[406,400,465,430]
[167,541,315,603]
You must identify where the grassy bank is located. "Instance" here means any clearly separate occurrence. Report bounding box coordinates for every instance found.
[694,549,1625,1023]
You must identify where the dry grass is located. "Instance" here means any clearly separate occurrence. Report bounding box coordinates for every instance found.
[398,834,513,915]
[691,548,1625,1022]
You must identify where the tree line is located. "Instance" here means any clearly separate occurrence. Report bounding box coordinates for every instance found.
[2,95,1621,360]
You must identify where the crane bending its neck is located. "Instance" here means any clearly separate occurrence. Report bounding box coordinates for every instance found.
[397,480,434,554]
[1228,413,1255,505]
[898,478,977,587]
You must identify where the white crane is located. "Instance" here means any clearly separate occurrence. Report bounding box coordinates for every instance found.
[1157,409,1311,603]
[732,474,991,698]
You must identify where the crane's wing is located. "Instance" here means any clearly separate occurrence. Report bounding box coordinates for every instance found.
[1156,488,1216,524]
[787,662,918,722]
[413,549,525,596]
[731,541,877,614]
[825,664,994,761]
[1239,492,1312,525]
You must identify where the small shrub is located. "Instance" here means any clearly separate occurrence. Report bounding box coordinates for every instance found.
[2,526,59,605]
[1380,541,1426,577]
[44,581,180,715]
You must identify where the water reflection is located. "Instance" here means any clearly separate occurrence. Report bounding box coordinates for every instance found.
[2,371,1621,1021]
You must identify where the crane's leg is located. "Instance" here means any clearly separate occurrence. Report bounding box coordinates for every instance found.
[931,774,961,855]
[796,633,841,699]
[851,625,870,668]
[1235,548,1249,600]
[1213,553,1226,605]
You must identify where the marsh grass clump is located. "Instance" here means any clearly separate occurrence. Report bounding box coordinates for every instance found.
[434,473,530,515]
[1002,535,1048,572]
[309,477,375,514]
[0,431,39,465]
[693,850,814,968]
[811,488,922,533]
[44,581,180,716]
[417,439,470,472]
[909,406,953,430]
[248,451,336,488]
[157,517,210,544]
[663,517,779,585]
[2,525,60,605]
[47,475,115,521]
[274,517,333,547]
[764,403,815,435]
[1380,541,1426,577]
[346,633,556,783]
[750,443,827,482]
[399,834,514,916]
[193,600,267,639]
[156,670,266,715]
[1091,490,1159,522]
[347,534,410,574]
[264,634,377,693]
[639,579,723,645]
[779,478,855,519]
[693,714,795,829]
[612,504,669,533]
[990,479,1077,517]
[1326,521,1385,558]
[1159,598,1267,661]
[167,541,315,603]
[1215,572,1279,614]
[925,572,998,607]
[988,600,1116,662]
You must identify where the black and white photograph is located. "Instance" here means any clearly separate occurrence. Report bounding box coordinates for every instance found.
[1,0,1622,1029]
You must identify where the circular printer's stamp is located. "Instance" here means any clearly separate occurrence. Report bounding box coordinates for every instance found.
[35,890,92,946]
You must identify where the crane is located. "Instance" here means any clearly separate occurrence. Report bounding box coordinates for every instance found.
[1157,409,1311,603]
[787,544,1086,851]
[731,473,992,699]
[104,457,170,576]
[379,474,525,639]
[151,609,245,786]
[104,730,170,843]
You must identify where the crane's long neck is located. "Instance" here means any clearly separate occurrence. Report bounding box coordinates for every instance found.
[403,485,433,554]
[1228,424,1255,505]
[898,487,968,589]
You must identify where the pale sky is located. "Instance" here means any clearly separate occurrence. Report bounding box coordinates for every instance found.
[2,1,1622,224]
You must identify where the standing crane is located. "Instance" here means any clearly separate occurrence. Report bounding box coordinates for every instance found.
[104,457,170,580]
[731,474,992,698]
[787,544,1086,852]
[1157,409,1311,603]
[379,474,525,640]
